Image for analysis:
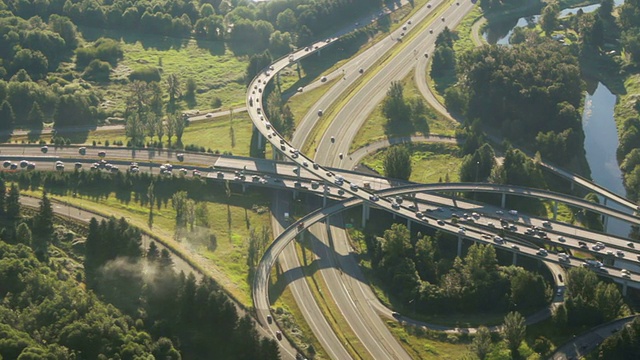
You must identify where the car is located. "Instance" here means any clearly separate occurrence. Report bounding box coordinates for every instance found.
[628,242,635,247]
[511,244,520,251]
[276,331,282,340]
[487,222,495,228]
[74,162,82,169]
[297,87,304,92]
[441,16,445,21]
[177,153,184,161]
[395,196,403,204]
[391,312,401,318]
[311,181,320,189]
[542,221,552,227]
[496,210,504,215]
[321,76,327,82]
[79,147,86,155]
[617,250,625,257]
[317,109,323,116]
[130,167,140,173]
[415,212,424,219]
[451,213,459,219]
[493,236,504,244]
[339,153,343,159]
[41,146,48,153]
[205,113,213,118]
[27,162,35,170]
[458,228,466,235]
[267,315,273,324]
[110,166,119,173]
[391,202,400,210]
[369,195,379,202]
[3,161,11,168]
[402,25,407,30]
[19,160,28,168]
[558,236,566,242]
[337,189,345,196]
[217,172,224,179]
[313,163,319,170]
[350,184,359,191]
[98,151,106,157]
[622,271,631,279]
[179,168,188,175]
[427,2,432,7]
[437,220,445,226]
[556,289,563,296]
[537,248,548,256]
[302,161,309,167]
[55,163,63,171]
[429,28,433,34]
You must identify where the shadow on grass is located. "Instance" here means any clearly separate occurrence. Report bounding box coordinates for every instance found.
[80,26,190,51]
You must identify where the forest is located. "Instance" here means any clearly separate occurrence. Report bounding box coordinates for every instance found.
[0,178,279,359]
[364,223,551,315]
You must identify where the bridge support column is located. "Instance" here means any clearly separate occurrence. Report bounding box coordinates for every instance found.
[553,201,558,221]
[322,185,328,208]
[407,219,411,232]
[604,215,609,233]
[501,193,506,208]
[623,282,628,296]
[512,252,517,266]
[292,190,298,200]
[362,203,368,227]
[256,129,263,149]
[242,184,246,193]
[570,181,574,191]
[457,236,463,257]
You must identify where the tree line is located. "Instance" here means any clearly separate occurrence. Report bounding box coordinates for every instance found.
[84,216,280,359]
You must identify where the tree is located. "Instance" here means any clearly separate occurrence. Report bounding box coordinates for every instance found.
[125,112,145,147]
[185,78,197,99]
[502,311,526,356]
[0,179,6,215]
[27,101,45,126]
[166,73,181,110]
[32,191,54,261]
[471,326,492,360]
[166,114,176,145]
[147,181,154,228]
[382,81,409,123]
[6,183,20,221]
[383,146,412,180]
[174,114,187,144]
[540,1,560,36]
[172,191,188,239]
[147,241,159,262]
[15,223,32,246]
[0,100,15,130]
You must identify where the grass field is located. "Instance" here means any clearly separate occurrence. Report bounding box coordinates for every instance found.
[23,186,271,307]
[11,113,254,157]
[362,142,463,183]
[384,320,472,359]
[350,74,458,152]
[80,27,248,114]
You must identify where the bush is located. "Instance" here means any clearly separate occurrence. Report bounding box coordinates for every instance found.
[128,66,161,82]
[83,59,112,82]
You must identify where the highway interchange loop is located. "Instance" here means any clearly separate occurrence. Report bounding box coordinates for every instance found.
[245,17,640,359]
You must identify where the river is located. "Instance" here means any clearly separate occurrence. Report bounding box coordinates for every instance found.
[482,1,633,237]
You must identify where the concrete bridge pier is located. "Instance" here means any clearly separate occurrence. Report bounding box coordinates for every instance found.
[322,185,328,208]
[623,281,628,296]
[362,203,368,227]
[256,128,263,149]
[553,201,558,221]
[512,252,517,266]
[407,218,411,232]
[457,236,463,257]
[604,215,609,233]
[501,193,506,208]
[242,184,246,193]
[293,190,298,200]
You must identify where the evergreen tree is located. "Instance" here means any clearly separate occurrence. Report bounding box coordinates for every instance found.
[383,145,412,180]
[32,191,54,261]
[6,183,20,221]
[502,311,526,356]
[147,241,159,262]
[0,178,6,215]
[27,101,45,126]
[0,100,15,130]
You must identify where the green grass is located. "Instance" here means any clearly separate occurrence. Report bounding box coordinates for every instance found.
[80,27,248,114]
[23,187,271,307]
[542,201,576,224]
[384,319,471,359]
[350,73,458,152]
[362,143,463,183]
[453,6,485,55]
[301,0,455,154]
[270,262,329,360]
[614,74,640,132]
[11,113,254,157]
[295,238,369,359]
[288,77,340,128]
